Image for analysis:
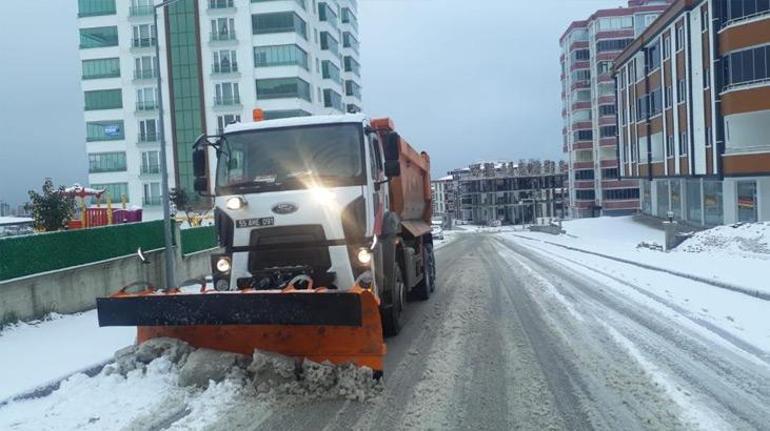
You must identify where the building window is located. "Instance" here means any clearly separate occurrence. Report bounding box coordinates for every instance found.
[78,0,116,17]
[575,150,593,162]
[254,45,308,69]
[210,17,236,41]
[737,181,758,222]
[89,152,126,173]
[604,188,639,200]
[84,89,122,110]
[252,12,307,39]
[596,38,633,52]
[140,151,160,174]
[677,79,686,103]
[256,77,311,101]
[320,32,339,55]
[642,180,652,213]
[596,16,634,31]
[703,180,723,225]
[679,130,688,155]
[724,45,770,89]
[575,190,595,200]
[602,167,619,179]
[209,0,234,9]
[213,50,238,73]
[702,8,709,31]
[686,180,702,224]
[136,87,158,111]
[86,120,124,142]
[345,80,361,98]
[216,114,241,134]
[82,58,120,80]
[600,126,617,138]
[599,105,615,117]
[656,181,670,217]
[344,56,360,76]
[132,24,156,48]
[134,56,156,80]
[645,40,661,72]
[572,69,591,81]
[143,182,162,206]
[323,88,343,111]
[597,61,613,75]
[90,183,128,203]
[675,24,685,51]
[665,85,672,108]
[322,60,341,83]
[670,179,682,218]
[341,7,358,30]
[138,119,157,142]
[666,134,674,157]
[343,32,359,53]
[703,67,711,88]
[79,26,118,49]
[318,2,339,28]
[574,130,593,141]
[214,82,240,105]
[572,49,590,62]
[574,170,594,180]
[723,0,770,26]
[597,83,614,97]
[663,35,671,59]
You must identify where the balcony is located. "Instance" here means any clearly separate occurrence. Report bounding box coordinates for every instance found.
[129,5,153,17]
[212,62,238,74]
[137,134,158,145]
[134,69,157,80]
[210,31,236,42]
[141,165,160,175]
[136,100,158,111]
[214,95,240,106]
[132,37,156,49]
[208,0,234,10]
[143,196,162,206]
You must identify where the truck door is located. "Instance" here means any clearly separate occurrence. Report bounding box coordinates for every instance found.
[367,133,386,236]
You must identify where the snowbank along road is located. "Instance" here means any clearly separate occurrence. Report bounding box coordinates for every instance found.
[2,231,770,430]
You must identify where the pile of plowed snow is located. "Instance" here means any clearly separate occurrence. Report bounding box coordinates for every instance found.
[677,222,770,256]
[0,338,382,430]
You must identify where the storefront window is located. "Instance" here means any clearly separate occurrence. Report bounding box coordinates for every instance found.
[702,181,723,226]
[642,180,652,214]
[686,180,702,224]
[670,179,682,219]
[737,181,758,223]
[656,180,670,218]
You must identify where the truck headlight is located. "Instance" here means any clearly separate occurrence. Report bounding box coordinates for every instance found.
[357,248,372,265]
[216,256,231,273]
[310,187,335,205]
[225,196,247,210]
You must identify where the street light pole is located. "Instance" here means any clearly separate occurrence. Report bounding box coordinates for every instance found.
[153,0,184,290]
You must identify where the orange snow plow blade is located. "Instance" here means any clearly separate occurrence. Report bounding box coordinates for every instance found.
[97,284,386,372]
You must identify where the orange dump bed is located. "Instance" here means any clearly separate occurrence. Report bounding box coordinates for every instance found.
[371,117,432,229]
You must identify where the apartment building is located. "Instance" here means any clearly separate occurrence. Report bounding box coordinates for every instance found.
[449,161,567,225]
[560,1,670,218]
[77,0,361,219]
[614,0,770,225]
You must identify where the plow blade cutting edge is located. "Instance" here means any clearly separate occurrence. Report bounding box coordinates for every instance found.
[96,286,386,372]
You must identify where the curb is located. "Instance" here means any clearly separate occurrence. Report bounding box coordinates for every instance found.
[507,234,770,302]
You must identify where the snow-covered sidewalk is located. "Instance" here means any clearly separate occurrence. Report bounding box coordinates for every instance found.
[0,310,135,401]
[507,216,770,296]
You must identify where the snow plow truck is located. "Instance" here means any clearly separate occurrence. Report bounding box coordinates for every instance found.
[96,112,436,375]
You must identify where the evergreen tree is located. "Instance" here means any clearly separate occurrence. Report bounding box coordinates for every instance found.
[25,179,75,232]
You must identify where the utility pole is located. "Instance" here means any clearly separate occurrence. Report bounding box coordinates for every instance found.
[154,0,185,290]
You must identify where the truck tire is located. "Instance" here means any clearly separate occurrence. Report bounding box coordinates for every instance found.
[412,244,435,300]
[381,252,405,337]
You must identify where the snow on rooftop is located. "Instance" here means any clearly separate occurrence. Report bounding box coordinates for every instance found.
[0,216,33,226]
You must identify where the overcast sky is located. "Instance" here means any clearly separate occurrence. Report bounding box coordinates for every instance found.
[0,0,624,206]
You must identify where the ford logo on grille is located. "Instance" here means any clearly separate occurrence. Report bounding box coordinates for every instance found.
[272,202,298,215]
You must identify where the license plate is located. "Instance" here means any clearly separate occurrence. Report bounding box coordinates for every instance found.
[236,217,275,228]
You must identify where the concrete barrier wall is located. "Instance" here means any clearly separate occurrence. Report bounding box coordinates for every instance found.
[0,241,220,324]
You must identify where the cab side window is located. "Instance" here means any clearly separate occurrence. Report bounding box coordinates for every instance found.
[368,136,383,180]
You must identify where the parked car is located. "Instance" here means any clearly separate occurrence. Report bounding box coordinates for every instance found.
[487,219,501,227]
[431,225,445,240]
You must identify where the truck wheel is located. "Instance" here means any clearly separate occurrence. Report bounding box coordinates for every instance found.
[412,244,435,300]
[381,263,405,337]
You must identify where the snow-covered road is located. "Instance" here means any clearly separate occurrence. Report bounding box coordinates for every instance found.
[2,231,769,430]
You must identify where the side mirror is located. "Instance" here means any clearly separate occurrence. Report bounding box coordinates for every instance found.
[384,160,401,178]
[383,132,400,162]
[193,146,207,178]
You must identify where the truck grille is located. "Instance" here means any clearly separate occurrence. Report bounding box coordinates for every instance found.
[247,225,332,273]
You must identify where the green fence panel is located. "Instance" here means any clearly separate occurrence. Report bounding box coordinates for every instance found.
[180,225,218,255]
[0,221,167,282]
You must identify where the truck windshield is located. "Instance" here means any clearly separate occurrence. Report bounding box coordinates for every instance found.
[216,123,364,193]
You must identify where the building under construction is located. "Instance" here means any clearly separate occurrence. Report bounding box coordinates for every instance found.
[446,160,568,225]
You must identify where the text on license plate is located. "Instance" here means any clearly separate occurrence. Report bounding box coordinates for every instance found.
[235,217,275,228]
